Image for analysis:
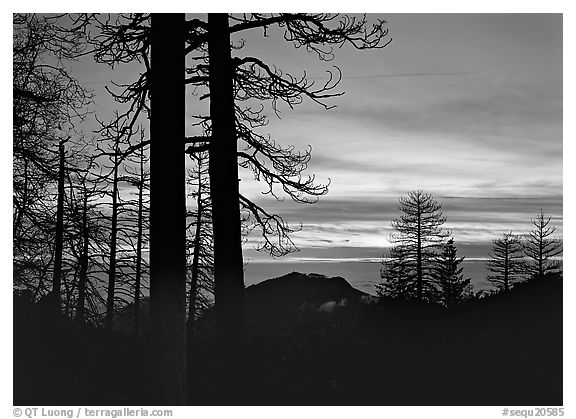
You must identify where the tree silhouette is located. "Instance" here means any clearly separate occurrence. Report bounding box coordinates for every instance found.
[84,114,145,329]
[390,190,450,302]
[112,133,150,335]
[204,16,247,397]
[95,128,122,330]
[432,238,472,307]
[52,138,68,313]
[186,152,214,324]
[524,210,562,280]
[375,244,413,300]
[126,142,150,335]
[13,14,91,307]
[148,13,187,405]
[63,153,105,325]
[71,168,91,324]
[486,232,525,292]
[185,152,215,383]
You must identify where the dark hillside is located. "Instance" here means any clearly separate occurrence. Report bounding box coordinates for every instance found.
[189,274,562,405]
[14,274,562,405]
[13,292,151,405]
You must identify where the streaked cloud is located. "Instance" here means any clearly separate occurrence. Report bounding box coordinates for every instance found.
[243,194,563,257]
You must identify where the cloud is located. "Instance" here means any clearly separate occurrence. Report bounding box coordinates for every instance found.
[240,193,562,257]
[244,76,561,202]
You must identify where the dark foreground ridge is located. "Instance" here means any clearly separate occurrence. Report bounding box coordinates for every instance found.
[14,273,562,405]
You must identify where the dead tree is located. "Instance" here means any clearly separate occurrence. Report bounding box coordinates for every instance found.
[486,232,525,292]
[149,13,187,406]
[524,210,562,280]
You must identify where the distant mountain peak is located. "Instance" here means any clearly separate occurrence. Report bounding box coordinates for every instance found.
[245,271,369,304]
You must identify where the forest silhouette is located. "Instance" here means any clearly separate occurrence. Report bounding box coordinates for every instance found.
[13,13,562,406]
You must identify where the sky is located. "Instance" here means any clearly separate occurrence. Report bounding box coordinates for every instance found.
[226,14,563,265]
[24,13,564,283]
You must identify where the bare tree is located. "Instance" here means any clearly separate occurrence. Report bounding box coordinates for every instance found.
[13,13,92,306]
[51,138,68,313]
[121,139,150,336]
[486,232,525,292]
[524,210,562,280]
[205,17,246,393]
[185,152,215,380]
[74,169,93,324]
[91,117,130,329]
[65,12,186,404]
[186,152,214,324]
[148,13,187,406]
[63,153,107,325]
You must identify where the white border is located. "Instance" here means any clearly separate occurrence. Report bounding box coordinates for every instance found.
[2,3,572,418]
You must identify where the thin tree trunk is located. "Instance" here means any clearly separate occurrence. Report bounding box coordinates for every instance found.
[188,158,204,324]
[149,13,187,406]
[504,248,509,292]
[186,167,202,376]
[416,210,422,301]
[188,206,201,324]
[105,150,119,329]
[134,147,145,336]
[14,158,28,235]
[77,191,89,324]
[538,234,543,279]
[207,13,246,403]
[52,139,66,314]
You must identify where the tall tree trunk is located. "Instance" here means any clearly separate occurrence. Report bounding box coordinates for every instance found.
[105,150,119,329]
[186,167,202,378]
[52,139,66,314]
[538,235,543,279]
[188,157,204,324]
[76,190,89,324]
[416,210,422,301]
[504,248,509,292]
[149,13,187,406]
[133,148,145,336]
[188,205,201,324]
[14,158,28,235]
[207,13,246,403]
